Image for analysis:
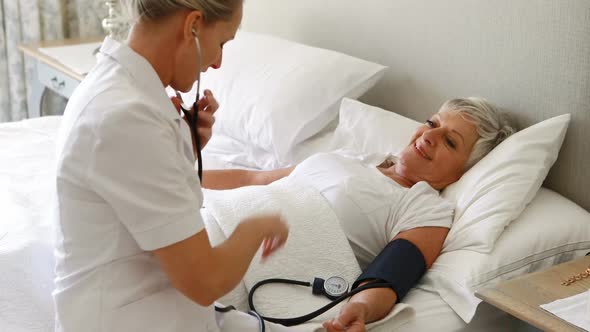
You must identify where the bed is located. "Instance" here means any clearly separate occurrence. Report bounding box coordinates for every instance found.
[2,1,590,331]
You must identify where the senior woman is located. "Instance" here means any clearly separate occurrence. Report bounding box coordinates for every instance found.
[313,97,514,332]
[204,97,515,331]
[52,1,291,331]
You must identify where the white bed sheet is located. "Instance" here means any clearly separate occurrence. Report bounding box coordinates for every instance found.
[398,288,524,332]
[0,116,523,331]
[0,116,61,332]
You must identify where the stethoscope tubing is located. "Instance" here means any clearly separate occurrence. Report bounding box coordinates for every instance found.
[248,279,392,326]
[178,33,203,182]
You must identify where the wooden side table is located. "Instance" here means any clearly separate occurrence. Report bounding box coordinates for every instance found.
[476,256,590,332]
[18,38,101,118]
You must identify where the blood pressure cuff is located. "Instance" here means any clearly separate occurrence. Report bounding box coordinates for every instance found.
[351,238,426,303]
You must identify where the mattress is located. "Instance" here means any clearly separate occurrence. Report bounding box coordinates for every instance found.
[0,116,60,332]
[398,288,523,332]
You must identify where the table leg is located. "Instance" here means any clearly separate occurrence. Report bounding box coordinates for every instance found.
[27,61,46,118]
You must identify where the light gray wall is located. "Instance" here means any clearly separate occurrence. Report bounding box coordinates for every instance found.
[242,0,590,211]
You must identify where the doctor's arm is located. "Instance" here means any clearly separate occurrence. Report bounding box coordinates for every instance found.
[152,214,288,307]
[323,226,449,332]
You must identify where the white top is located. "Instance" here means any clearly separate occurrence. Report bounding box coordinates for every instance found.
[53,38,217,332]
[290,152,454,269]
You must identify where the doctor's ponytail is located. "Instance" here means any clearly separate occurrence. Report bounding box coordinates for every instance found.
[124,0,242,23]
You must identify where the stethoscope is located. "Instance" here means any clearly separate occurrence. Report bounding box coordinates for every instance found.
[215,276,391,331]
[243,277,391,328]
[178,28,265,330]
[176,28,204,182]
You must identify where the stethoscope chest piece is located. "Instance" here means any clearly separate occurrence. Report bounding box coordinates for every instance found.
[312,276,349,300]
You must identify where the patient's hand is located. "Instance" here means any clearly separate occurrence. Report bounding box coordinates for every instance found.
[323,302,368,332]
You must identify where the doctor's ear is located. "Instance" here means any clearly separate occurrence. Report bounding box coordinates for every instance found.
[185,10,203,38]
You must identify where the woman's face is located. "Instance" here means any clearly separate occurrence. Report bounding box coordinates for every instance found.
[173,5,242,91]
[396,110,479,190]
[197,6,243,72]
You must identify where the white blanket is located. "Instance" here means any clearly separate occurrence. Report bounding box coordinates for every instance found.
[0,117,61,332]
[203,176,415,331]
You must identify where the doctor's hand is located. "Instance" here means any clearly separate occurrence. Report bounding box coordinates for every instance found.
[195,89,218,149]
[170,89,218,151]
[323,302,368,332]
[243,214,289,259]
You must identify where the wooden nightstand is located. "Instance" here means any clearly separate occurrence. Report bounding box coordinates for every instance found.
[18,38,102,118]
[476,256,590,331]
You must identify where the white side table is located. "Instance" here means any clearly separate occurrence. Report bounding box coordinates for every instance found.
[18,38,101,117]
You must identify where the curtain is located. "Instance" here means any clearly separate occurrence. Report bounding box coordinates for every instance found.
[0,0,106,122]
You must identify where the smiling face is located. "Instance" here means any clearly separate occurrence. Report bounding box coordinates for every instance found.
[395,110,480,190]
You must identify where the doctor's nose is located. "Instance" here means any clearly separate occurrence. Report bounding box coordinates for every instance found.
[211,53,223,70]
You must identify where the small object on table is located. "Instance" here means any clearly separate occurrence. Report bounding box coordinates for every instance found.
[540,289,590,331]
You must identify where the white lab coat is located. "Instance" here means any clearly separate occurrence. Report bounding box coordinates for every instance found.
[53,37,217,332]
[53,36,299,332]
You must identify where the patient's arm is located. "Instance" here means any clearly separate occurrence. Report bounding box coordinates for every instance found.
[202,167,294,190]
[323,226,449,332]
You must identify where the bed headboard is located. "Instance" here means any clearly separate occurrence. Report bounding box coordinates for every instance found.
[242,0,590,211]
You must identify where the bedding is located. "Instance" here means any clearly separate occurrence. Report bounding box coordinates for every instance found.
[441,114,571,253]
[179,31,387,168]
[421,187,590,323]
[329,98,572,254]
[203,175,414,331]
[396,288,523,332]
[1,110,588,332]
[329,98,420,156]
[204,175,362,318]
[0,116,60,332]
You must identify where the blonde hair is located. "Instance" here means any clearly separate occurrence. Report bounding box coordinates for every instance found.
[124,0,242,23]
[439,97,516,169]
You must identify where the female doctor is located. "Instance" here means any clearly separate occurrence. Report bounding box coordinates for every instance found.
[52,0,291,331]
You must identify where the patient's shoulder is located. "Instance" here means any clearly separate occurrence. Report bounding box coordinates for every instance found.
[399,181,454,220]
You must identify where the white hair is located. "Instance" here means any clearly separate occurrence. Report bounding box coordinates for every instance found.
[439,97,516,169]
[124,0,242,23]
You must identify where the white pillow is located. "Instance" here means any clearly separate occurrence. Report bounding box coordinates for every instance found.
[441,114,571,253]
[421,187,590,323]
[330,98,420,154]
[331,98,571,251]
[327,100,584,324]
[182,31,387,166]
